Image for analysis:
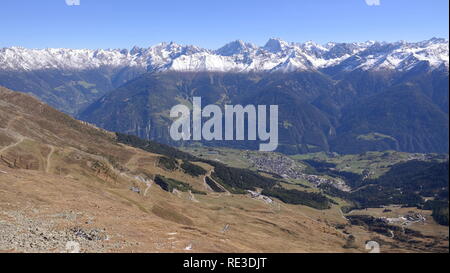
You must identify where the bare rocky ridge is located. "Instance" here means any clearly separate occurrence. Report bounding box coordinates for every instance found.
[0,209,134,253]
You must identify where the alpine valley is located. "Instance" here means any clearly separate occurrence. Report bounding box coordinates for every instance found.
[0,38,449,253]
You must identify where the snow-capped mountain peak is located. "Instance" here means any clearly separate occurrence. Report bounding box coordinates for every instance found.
[215,40,257,56]
[263,38,291,53]
[0,38,448,73]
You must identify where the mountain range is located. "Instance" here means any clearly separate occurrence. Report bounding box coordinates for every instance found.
[2,38,448,73]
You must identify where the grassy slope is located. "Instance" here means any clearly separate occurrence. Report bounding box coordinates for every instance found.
[0,86,354,253]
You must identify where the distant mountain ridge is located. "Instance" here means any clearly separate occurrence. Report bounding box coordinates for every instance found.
[1,38,448,73]
[0,38,448,155]
[78,69,449,155]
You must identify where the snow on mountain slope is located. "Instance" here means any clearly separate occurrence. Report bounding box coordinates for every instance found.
[0,47,145,70]
[1,38,448,73]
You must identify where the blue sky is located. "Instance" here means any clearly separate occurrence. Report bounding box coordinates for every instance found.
[1,0,448,49]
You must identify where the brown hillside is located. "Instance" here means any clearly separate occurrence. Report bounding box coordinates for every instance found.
[0,86,423,253]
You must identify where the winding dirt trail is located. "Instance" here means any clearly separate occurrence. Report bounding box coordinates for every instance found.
[45,145,55,173]
[0,136,25,154]
[0,116,26,155]
[143,179,153,196]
